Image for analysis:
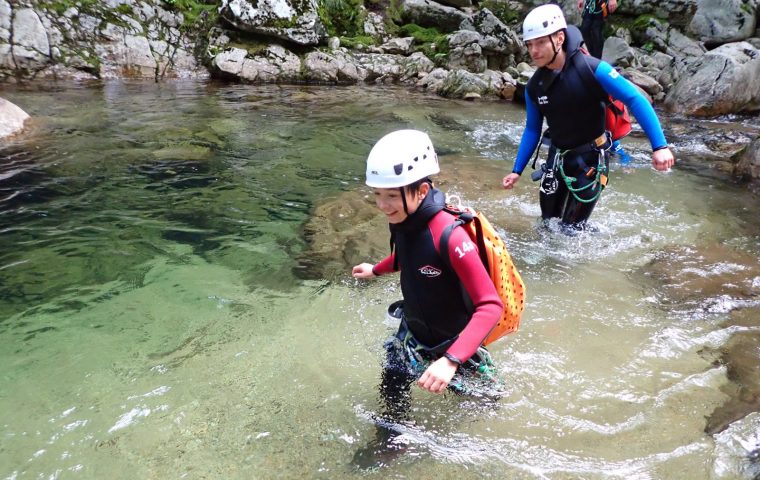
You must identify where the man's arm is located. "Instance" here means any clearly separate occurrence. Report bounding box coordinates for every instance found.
[504,89,544,188]
[594,61,675,170]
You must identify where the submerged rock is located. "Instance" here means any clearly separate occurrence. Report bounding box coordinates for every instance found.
[704,307,760,435]
[0,97,30,139]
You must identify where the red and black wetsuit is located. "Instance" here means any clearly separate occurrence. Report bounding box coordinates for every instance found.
[373,188,503,363]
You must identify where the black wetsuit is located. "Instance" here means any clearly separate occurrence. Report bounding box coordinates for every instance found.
[525,26,611,227]
[580,0,608,58]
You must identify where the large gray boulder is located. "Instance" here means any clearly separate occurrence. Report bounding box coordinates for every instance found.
[400,0,469,33]
[8,7,51,72]
[688,0,757,47]
[616,0,698,28]
[212,45,302,83]
[219,0,327,46]
[664,41,760,116]
[0,97,30,139]
[0,1,203,80]
[303,50,365,84]
[353,51,435,83]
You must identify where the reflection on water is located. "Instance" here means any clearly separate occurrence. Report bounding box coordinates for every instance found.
[0,81,759,479]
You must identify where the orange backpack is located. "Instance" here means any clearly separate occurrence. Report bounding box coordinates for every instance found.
[440,203,526,345]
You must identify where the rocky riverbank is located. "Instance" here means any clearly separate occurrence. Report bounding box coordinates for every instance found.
[1,0,759,188]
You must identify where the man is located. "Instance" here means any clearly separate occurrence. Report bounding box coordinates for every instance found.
[578,0,617,58]
[502,4,675,231]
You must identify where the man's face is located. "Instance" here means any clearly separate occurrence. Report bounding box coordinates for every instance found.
[525,32,562,67]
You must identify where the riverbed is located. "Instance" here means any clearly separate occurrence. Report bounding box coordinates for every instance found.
[1,81,759,479]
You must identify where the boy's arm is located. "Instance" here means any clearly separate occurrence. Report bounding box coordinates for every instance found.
[442,226,503,363]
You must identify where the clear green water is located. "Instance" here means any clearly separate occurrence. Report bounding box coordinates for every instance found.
[1,82,759,479]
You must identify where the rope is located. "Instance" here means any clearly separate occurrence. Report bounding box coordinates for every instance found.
[555,148,608,204]
[584,0,604,15]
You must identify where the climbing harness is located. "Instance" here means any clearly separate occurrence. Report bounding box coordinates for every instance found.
[583,0,608,17]
[550,133,611,204]
[384,303,505,397]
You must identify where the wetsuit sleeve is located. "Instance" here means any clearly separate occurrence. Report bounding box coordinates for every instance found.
[372,254,397,275]
[512,90,543,175]
[594,61,668,150]
[442,226,503,363]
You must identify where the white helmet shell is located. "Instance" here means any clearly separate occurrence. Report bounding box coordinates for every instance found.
[365,129,440,188]
[523,4,567,41]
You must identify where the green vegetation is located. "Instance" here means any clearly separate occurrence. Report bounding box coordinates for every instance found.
[631,14,660,32]
[318,0,366,37]
[162,0,219,28]
[479,0,519,25]
[339,35,377,49]
[397,24,449,66]
[42,0,99,15]
[398,24,440,44]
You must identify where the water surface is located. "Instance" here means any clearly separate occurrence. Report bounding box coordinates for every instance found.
[1,81,759,479]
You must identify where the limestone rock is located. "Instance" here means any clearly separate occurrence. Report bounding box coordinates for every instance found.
[688,0,757,47]
[0,97,30,139]
[219,0,326,46]
[400,0,469,33]
[665,42,760,116]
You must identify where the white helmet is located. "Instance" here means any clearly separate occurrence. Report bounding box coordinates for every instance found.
[365,129,440,188]
[522,4,567,41]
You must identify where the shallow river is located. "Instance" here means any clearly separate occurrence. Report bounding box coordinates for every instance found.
[1,82,759,479]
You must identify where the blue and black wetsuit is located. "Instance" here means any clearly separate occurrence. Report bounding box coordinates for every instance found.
[514,25,668,227]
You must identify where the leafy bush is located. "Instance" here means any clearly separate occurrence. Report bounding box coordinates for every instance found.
[162,0,219,27]
[398,24,442,44]
[339,35,378,49]
[318,0,366,37]
[479,0,519,25]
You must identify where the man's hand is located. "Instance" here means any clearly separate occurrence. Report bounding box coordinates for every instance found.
[652,147,675,171]
[417,357,458,394]
[608,0,618,14]
[577,0,585,9]
[502,173,521,189]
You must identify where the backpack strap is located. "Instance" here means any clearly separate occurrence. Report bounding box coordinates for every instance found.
[439,210,489,277]
[571,51,608,105]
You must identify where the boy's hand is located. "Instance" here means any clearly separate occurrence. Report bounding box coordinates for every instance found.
[417,357,458,394]
[352,263,376,279]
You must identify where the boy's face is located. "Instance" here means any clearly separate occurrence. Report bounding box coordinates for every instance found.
[373,185,427,224]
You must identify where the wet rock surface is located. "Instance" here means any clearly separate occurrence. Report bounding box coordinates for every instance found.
[638,243,760,435]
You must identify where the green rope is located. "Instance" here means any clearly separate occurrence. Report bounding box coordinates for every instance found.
[555,150,607,204]
[584,0,604,15]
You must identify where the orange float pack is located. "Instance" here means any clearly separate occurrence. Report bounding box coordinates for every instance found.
[439,202,526,345]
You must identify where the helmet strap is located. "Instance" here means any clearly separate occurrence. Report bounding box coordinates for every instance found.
[547,31,566,68]
[548,34,560,65]
[399,186,409,215]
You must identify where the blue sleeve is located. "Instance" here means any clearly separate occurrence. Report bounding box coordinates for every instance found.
[513,90,543,175]
[594,61,668,150]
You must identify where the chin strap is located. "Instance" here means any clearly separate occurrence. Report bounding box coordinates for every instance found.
[548,37,561,65]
